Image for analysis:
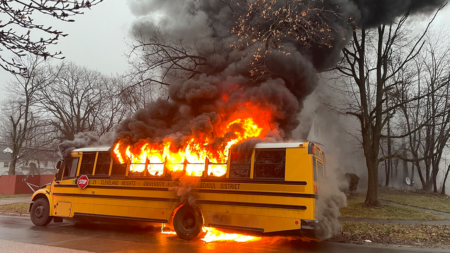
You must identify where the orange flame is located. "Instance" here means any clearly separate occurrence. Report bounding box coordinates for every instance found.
[159,224,261,243]
[161,224,177,235]
[113,102,276,177]
[201,227,261,243]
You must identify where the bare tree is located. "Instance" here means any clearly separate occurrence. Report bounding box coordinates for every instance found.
[232,0,348,79]
[0,0,103,75]
[0,55,53,174]
[334,8,443,206]
[37,62,127,141]
[126,27,208,88]
[397,31,450,192]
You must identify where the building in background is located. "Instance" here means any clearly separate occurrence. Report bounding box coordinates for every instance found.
[0,145,57,175]
[0,146,11,175]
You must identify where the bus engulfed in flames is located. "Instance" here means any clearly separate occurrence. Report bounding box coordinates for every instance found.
[112,102,280,243]
[112,103,277,178]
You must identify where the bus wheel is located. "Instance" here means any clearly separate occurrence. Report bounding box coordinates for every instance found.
[31,198,53,226]
[173,205,203,240]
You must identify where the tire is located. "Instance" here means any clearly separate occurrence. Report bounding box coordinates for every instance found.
[173,205,203,240]
[30,198,53,226]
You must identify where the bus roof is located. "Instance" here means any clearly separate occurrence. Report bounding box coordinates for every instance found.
[73,147,110,152]
[72,142,310,153]
[254,142,306,148]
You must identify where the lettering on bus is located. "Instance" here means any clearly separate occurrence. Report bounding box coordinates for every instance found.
[168,181,179,187]
[200,183,216,189]
[100,180,119,186]
[220,183,240,190]
[143,181,165,187]
[121,181,136,186]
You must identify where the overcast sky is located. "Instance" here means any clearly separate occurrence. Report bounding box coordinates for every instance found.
[0,2,450,102]
[0,1,134,101]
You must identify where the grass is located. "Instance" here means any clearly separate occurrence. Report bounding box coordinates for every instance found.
[0,194,32,199]
[379,188,450,214]
[0,203,29,214]
[332,221,450,248]
[340,196,447,220]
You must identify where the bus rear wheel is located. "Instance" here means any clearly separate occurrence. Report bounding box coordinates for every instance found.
[31,198,53,226]
[173,205,203,240]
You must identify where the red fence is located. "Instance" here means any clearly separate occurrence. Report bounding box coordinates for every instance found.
[0,175,54,194]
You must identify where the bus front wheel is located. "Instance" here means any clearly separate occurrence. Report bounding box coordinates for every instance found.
[173,205,203,240]
[30,198,53,226]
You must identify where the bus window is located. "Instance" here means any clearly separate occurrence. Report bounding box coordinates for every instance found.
[147,164,164,177]
[55,161,65,182]
[317,161,323,178]
[229,148,252,178]
[70,158,79,177]
[207,163,227,177]
[79,152,96,175]
[111,159,127,176]
[313,156,317,181]
[254,149,286,179]
[95,152,111,175]
[129,161,145,176]
[62,157,79,179]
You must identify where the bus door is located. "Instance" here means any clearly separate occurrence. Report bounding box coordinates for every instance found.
[53,155,80,217]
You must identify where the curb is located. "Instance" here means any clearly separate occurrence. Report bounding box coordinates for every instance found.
[0,212,30,217]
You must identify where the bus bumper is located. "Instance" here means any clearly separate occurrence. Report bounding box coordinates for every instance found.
[301,219,318,230]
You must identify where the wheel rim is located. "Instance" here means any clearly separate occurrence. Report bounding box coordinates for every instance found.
[34,205,45,220]
[181,212,196,231]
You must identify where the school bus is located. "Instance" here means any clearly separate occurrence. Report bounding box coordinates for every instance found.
[29,142,325,240]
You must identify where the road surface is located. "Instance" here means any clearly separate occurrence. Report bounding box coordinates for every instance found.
[0,215,446,253]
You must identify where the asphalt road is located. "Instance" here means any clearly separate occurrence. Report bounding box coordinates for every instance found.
[0,215,446,253]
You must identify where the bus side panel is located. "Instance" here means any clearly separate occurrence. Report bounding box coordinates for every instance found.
[285,148,315,220]
[52,184,180,221]
[200,197,315,233]
[285,148,313,190]
[202,207,305,233]
[203,210,261,229]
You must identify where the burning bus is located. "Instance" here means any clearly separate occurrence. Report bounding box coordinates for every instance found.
[29,141,325,241]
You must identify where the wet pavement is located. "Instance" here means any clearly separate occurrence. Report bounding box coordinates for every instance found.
[0,239,88,253]
[0,215,447,253]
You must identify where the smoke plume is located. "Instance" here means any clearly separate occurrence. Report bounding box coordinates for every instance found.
[350,0,447,28]
[58,132,117,159]
[122,0,447,147]
[170,175,200,207]
[314,177,347,240]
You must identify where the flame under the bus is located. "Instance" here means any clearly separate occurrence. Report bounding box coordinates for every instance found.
[161,224,177,235]
[113,104,274,177]
[201,227,261,243]
[160,224,261,243]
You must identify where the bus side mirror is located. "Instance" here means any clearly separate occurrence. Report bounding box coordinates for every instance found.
[56,160,63,170]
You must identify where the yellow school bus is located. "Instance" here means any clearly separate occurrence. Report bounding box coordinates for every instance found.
[29,142,325,240]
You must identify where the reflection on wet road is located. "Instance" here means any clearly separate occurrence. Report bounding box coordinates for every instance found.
[0,215,445,253]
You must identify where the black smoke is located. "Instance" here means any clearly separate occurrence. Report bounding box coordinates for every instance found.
[350,0,447,28]
[58,132,117,159]
[122,0,447,145]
